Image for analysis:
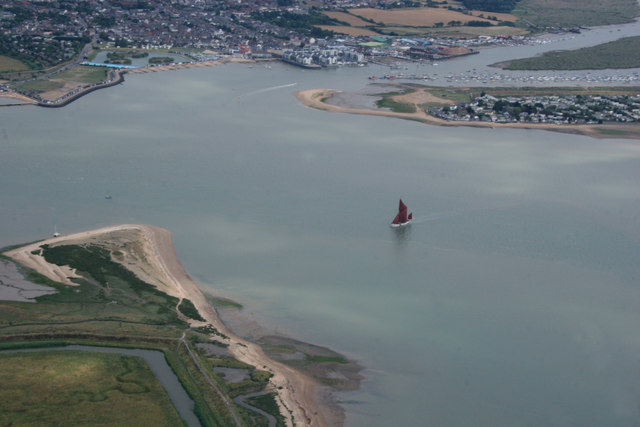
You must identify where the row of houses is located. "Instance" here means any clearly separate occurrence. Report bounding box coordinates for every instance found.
[431,94,640,124]
[281,46,366,68]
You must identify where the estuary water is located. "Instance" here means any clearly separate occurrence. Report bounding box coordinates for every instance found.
[1,23,640,426]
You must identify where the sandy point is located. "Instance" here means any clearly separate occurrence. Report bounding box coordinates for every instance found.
[4,224,330,427]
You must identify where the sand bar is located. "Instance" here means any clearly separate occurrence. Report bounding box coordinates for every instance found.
[4,224,329,427]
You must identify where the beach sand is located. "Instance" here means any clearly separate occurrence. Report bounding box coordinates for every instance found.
[295,88,640,140]
[4,224,331,427]
[0,91,37,104]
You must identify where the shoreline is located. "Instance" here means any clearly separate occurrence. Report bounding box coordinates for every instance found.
[294,88,640,140]
[4,224,336,427]
[0,57,258,108]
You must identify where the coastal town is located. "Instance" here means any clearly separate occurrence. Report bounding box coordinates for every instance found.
[0,0,510,64]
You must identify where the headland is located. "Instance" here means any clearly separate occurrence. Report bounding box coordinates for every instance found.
[2,224,358,426]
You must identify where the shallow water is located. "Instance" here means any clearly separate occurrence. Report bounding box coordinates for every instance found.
[1,24,640,426]
[0,259,56,302]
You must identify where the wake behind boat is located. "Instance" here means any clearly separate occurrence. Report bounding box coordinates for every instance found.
[391,199,412,227]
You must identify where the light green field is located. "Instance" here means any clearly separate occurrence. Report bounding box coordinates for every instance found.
[0,350,184,426]
[56,65,109,83]
[14,79,64,93]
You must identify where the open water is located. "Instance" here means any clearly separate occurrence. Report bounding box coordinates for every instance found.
[1,21,640,426]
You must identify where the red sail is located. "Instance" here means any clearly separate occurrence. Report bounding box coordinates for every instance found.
[398,199,408,224]
[392,199,412,226]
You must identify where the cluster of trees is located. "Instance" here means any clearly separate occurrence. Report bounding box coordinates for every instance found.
[251,10,345,38]
[92,15,116,28]
[105,50,150,64]
[462,0,520,13]
[111,0,153,10]
[0,34,88,70]
[433,19,501,27]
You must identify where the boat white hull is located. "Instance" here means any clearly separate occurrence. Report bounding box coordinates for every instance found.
[390,219,412,228]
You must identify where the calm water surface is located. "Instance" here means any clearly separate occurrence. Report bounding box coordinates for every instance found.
[1,27,640,426]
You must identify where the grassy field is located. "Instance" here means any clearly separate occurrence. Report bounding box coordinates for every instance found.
[0,55,29,73]
[56,65,109,84]
[513,0,640,28]
[376,91,418,113]
[0,350,184,426]
[501,36,640,70]
[13,79,65,93]
[11,65,109,97]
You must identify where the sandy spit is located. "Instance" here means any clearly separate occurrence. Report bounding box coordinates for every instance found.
[4,224,330,427]
[294,88,640,140]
